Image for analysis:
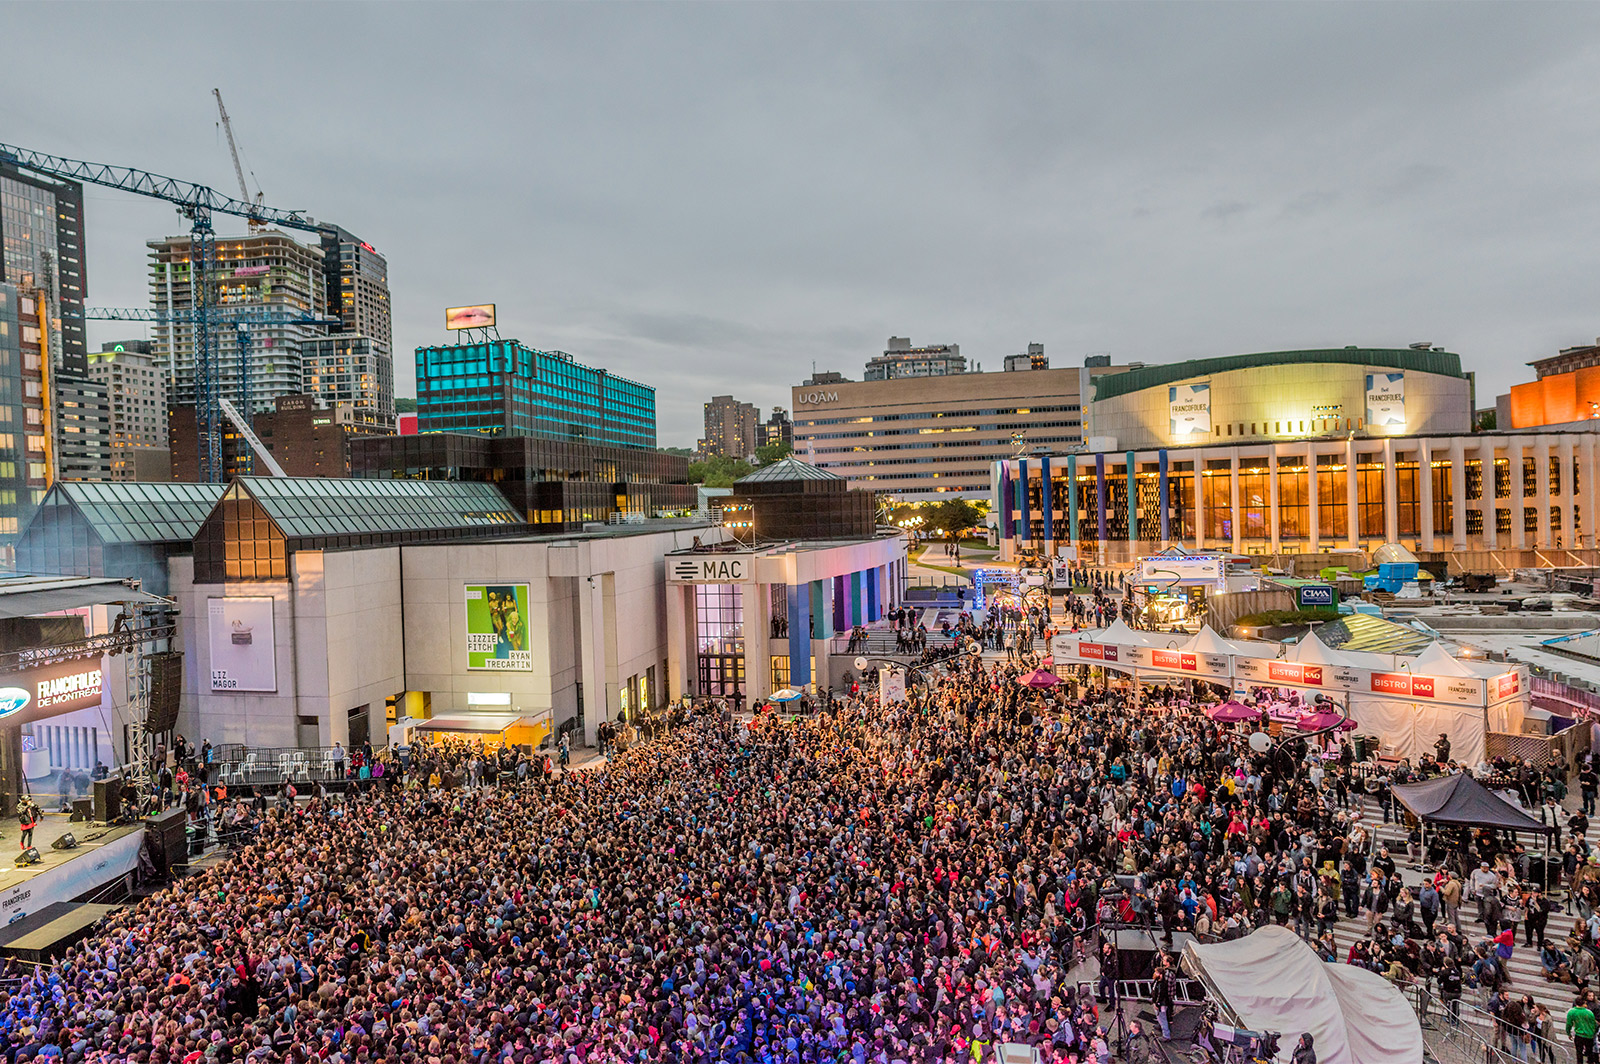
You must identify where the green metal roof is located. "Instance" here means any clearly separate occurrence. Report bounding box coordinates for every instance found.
[233,477,523,540]
[44,481,226,546]
[1092,347,1466,403]
[734,457,841,485]
[1316,613,1435,655]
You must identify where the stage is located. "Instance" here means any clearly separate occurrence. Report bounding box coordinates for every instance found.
[0,901,122,963]
[0,811,143,924]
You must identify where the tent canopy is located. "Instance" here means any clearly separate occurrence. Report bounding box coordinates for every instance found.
[1289,630,1357,667]
[1182,925,1421,1064]
[1391,773,1554,834]
[1410,641,1476,678]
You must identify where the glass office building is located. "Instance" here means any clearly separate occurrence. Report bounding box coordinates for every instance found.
[416,339,656,450]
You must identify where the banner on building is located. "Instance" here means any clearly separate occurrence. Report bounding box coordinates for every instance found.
[1168,382,1212,437]
[466,584,532,671]
[0,658,108,728]
[208,597,277,692]
[1365,372,1406,428]
[879,667,907,707]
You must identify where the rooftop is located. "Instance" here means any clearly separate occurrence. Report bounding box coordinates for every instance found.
[26,482,226,546]
[231,477,523,541]
[1091,347,1466,403]
[734,457,842,485]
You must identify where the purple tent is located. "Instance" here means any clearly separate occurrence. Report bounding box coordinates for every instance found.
[1208,700,1262,723]
[1018,668,1061,689]
[1294,710,1356,732]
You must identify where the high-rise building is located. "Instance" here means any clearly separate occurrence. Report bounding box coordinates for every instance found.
[302,335,393,423]
[1003,343,1049,373]
[52,371,110,482]
[0,285,51,536]
[761,407,793,450]
[0,161,87,374]
[168,392,391,480]
[87,341,169,481]
[415,339,656,449]
[863,337,966,380]
[148,230,329,414]
[316,227,393,421]
[700,395,758,459]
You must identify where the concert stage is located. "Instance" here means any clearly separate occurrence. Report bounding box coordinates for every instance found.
[0,901,121,963]
[0,812,143,924]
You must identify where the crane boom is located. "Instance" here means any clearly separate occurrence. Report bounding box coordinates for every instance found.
[212,88,254,205]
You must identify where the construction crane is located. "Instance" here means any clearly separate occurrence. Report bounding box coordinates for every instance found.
[0,141,330,482]
[212,88,265,227]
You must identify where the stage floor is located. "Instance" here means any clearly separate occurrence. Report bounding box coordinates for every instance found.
[0,812,140,894]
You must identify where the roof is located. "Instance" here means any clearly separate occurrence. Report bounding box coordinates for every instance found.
[1315,612,1435,656]
[233,477,522,540]
[1392,773,1553,834]
[0,574,168,617]
[36,482,225,546]
[1092,347,1466,403]
[733,457,841,485]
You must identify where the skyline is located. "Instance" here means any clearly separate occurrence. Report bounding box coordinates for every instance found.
[10,4,1600,446]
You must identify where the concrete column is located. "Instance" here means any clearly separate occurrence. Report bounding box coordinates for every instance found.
[850,571,864,626]
[1018,458,1031,546]
[1584,435,1598,550]
[1040,454,1054,553]
[1418,439,1434,552]
[666,583,694,700]
[787,582,811,687]
[809,578,831,695]
[999,462,1013,543]
[577,575,610,747]
[832,575,847,632]
[742,582,772,701]
[1268,451,1281,553]
[1307,445,1320,553]
[1510,438,1527,550]
[1536,437,1552,549]
[1561,435,1577,551]
[1229,452,1242,553]
[1194,452,1206,549]
[1450,437,1467,550]
[1126,450,1138,547]
[866,571,879,622]
[1066,455,1079,546]
[1482,442,1499,551]
[1158,450,1170,547]
[1345,437,1359,549]
[1382,437,1398,544]
[1095,453,1107,544]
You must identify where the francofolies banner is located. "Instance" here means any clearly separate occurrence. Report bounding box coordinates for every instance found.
[1365,371,1406,428]
[1168,382,1211,437]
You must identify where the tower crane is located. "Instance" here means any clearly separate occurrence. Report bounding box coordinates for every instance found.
[0,141,331,482]
[212,88,265,227]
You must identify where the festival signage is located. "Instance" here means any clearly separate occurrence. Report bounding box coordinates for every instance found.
[0,658,107,728]
[207,597,278,692]
[1365,371,1406,428]
[1168,382,1212,437]
[1490,669,1524,703]
[466,584,532,671]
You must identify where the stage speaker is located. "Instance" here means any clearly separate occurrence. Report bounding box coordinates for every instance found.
[15,848,40,867]
[92,778,121,825]
[69,798,92,823]
[143,807,187,878]
[146,652,184,735]
[50,833,76,851]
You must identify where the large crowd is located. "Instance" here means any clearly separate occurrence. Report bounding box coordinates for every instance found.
[0,649,1596,1064]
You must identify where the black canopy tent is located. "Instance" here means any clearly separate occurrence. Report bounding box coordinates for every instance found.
[1391,773,1554,875]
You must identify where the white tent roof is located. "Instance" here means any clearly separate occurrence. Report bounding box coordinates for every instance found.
[1410,641,1477,678]
[1289,630,1356,667]
[1183,626,1236,656]
[1100,619,1167,647]
[1182,926,1421,1064]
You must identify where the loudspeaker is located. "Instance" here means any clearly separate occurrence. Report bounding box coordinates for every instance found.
[146,651,183,734]
[16,848,40,867]
[50,833,76,851]
[143,807,188,878]
[92,778,121,824]
[69,798,92,823]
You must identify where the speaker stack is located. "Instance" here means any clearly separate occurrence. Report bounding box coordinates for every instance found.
[92,778,121,825]
[143,807,188,878]
[146,652,184,735]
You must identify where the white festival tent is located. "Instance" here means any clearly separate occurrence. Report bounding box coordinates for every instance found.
[1181,925,1422,1064]
[1049,623,1528,766]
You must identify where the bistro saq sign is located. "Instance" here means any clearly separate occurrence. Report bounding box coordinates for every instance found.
[0,659,106,727]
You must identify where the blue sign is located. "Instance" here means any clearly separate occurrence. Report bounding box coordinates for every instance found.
[0,687,30,718]
[1298,584,1336,608]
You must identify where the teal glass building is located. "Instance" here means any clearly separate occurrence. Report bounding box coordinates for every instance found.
[416,340,656,450]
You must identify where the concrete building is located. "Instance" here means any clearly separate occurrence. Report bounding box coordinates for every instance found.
[148,230,329,413]
[793,357,1124,501]
[719,458,876,542]
[992,346,1600,569]
[864,337,966,380]
[761,407,793,450]
[168,393,389,480]
[317,226,393,422]
[87,341,168,482]
[0,285,49,537]
[0,161,87,374]
[1003,343,1049,373]
[699,394,758,459]
[416,339,655,450]
[52,370,110,482]
[302,335,393,421]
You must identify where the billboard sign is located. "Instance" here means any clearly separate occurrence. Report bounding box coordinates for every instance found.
[466,584,532,671]
[208,597,277,692]
[1365,371,1406,428]
[0,659,108,725]
[445,304,496,331]
[1297,584,1337,608]
[1136,554,1223,587]
[1168,382,1212,437]
[879,667,907,707]
[668,555,753,583]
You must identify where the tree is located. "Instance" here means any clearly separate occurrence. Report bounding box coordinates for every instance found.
[395,397,418,414]
[659,446,693,457]
[929,499,983,538]
[754,441,793,467]
[1475,410,1497,431]
[688,455,752,488]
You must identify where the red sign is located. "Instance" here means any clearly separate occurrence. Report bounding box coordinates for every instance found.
[1267,661,1323,687]
[1371,672,1411,696]
[1411,676,1436,699]
[1151,650,1198,671]
[1079,642,1103,661]
[1494,672,1520,699]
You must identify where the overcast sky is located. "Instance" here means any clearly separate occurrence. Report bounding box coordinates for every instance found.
[11,3,1600,446]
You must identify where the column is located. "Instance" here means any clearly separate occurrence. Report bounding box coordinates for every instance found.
[1229,452,1242,554]
[832,575,847,632]
[1067,455,1079,546]
[577,575,609,747]
[1345,437,1359,549]
[1040,454,1054,554]
[1418,439,1434,553]
[1509,438,1526,550]
[1307,446,1320,553]
[1195,452,1207,549]
[1095,453,1107,544]
[787,582,811,687]
[1017,458,1031,546]
[1158,450,1170,547]
[1382,437,1399,544]
[743,582,772,702]
[1536,437,1552,549]
[810,579,831,695]
[1450,437,1467,550]
[999,462,1013,543]
[1584,435,1597,550]
[1125,450,1138,548]
[1268,451,1280,553]
[1481,442,1499,551]
[866,571,880,622]
[1560,435,1577,551]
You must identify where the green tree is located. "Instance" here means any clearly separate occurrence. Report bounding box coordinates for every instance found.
[753,441,793,467]
[1475,410,1497,431]
[929,499,983,538]
[687,455,752,488]
[659,446,693,457]
[395,397,418,414]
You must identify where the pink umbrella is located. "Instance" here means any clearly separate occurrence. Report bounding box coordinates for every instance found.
[1207,700,1263,723]
[1294,710,1356,732]
[1018,667,1061,689]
